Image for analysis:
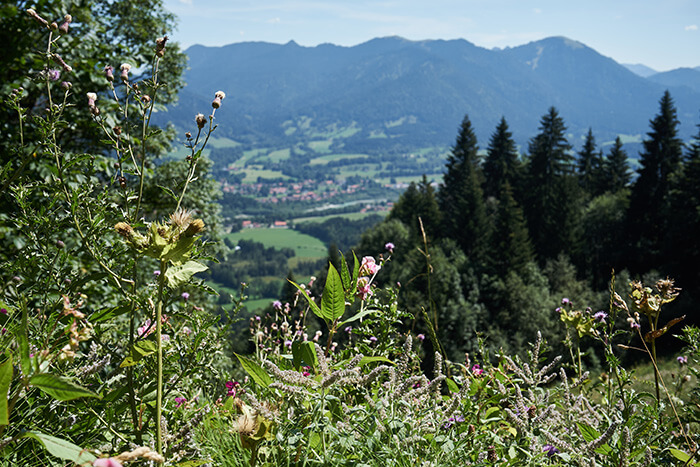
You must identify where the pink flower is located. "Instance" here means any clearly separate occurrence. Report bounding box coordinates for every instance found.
[356,277,372,300]
[226,380,239,397]
[359,256,381,276]
[94,458,123,467]
[181,292,190,301]
[385,242,395,253]
[471,364,484,376]
[174,396,187,408]
[415,333,425,341]
[272,300,282,311]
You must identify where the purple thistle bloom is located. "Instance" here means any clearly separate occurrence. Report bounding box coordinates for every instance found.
[153,270,161,277]
[369,336,378,344]
[174,397,187,408]
[47,69,61,81]
[181,292,190,301]
[272,300,282,310]
[561,298,571,306]
[543,444,559,457]
[416,333,425,341]
[0,308,7,315]
[345,326,352,333]
[678,356,688,365]
[593,311,608,323]
[385,242,395,253]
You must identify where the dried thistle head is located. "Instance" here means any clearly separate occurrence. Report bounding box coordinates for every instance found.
[115,222,134,238]
[169,208,193,229]
[195,113,207,129]
[236,413,258,436]
[655,277,680,302]
[183,218,205,237]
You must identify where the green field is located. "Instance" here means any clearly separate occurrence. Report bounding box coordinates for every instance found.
[225,228,327,261]
[292,211,388,224]
[309,153,370,165]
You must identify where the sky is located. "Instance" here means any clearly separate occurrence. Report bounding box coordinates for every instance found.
[162,0,699,72]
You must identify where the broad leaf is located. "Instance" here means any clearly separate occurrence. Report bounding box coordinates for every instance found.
[338,308,377,328]
[669,448,691,463]
[359,356,393,366]
[29,374,100,401]
[321,263,345,322]
[23,431,96,464]
[0,353,12,425]
[339,252,351,291]
[235,353,271,388]
[120,339,158,368]
[164,260,208,288]
[292,341,318,371]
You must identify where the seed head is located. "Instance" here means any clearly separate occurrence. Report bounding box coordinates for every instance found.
[195,113,207,129]
[104,65,114,82]
[212,90,226,109]
[58,14,72,34]
[120,63,132,82]
[169,208,193,228]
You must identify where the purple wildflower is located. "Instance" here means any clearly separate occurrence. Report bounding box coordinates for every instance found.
[678,356,688,365]
[471,364,484,376]
[561,298,571,306]
[174,397,187,408]
[345,326,352,333]
[153,270,161,277]
[0,308,7,315]
[415,333,425,341]
[543,444,559,457]
[369,336,378,344]
[226,380,239,397]
[593,311,608,323]
[47,69,61,81]
[181,292,190,301]
[385,242,395,253]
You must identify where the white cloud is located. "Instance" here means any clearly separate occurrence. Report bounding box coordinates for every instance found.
[268,17,282,24]
[179,0,192,4]
[685,24,698,31]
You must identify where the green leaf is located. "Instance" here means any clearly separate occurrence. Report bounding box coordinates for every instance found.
[164,260,208,288]
[445,377,459,393]
[29,374,100,401]
[157,184,178,201]
[576,422,600,443]
[292,341,318,371]
[90,304,130,323]
[321,263,345,322]
[162,236,196,264]
[351,251,360,288]
[669,448,691,463]
[358,356,393,366]
[288,280,322,319]
[0,353,12,425]
[235,354,271,388]
[338,308,377,328]
[339,251,351,291]
[23,431,96,464]
[120,339,158,368]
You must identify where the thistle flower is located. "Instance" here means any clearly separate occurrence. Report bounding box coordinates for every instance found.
[87,92,99,116]
[120,63,132,82]
[104,65,114,82]
[26,8,49,28]
[47,69,61,81]
[593,311,607,323]
[195,113,207,129]
[212,90,226,109]
[156,36,168,56]
[58,14,72,34]
[385,242,395,252]
[181,292,190,301]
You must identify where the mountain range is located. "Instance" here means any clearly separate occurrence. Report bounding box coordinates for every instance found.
[158,36,700,153]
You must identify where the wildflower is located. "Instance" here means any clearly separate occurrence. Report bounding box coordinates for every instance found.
[285,339,292,349]
[226,380,239,397]
[369,336,378,344]
[677,356,688,365]
[26,8,49,28]
[61,81,71,90]
[593,311,607,323]
[359,256,381,276]
[156,35,168,56]
[93,458,123,467]
[58,14,72,34]
[47,69,61,81]
[212,90,226,109]
[1,328,6,336]
[385,242,395,253]
[138,319,153,337]
[87,92,99,116]
[627,316,640,330]
[471,364,484,376]
[182,326,192,336]
[174,396,187,408]
[656,277,681,301]
[543,444,559,457]
[443,417,456,429]
[356,277,372,300]
[416,333,425,341]
[272,300,282,311]
[0,308,7,315]
[153,270,160,277]
[313,330,322,342]
[345,326,352,333]
[120,63,131,82]
[181,292,190,301]
[561,298,571,306]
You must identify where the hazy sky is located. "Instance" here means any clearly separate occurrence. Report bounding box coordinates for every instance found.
[163,0,699,72]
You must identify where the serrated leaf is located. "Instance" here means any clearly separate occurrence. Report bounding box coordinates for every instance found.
[235,354,271,388]
[576,422,600,443]
[165,260,208,288]
[0,353,12,425]
[321,263,345,322]
[29,373,100,401]
[120,339,157,368]
[23,431,96,464]
[351,251,360,288]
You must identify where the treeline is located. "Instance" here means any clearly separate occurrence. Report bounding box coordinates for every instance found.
[295,214,385,252]
[351,90,700,362]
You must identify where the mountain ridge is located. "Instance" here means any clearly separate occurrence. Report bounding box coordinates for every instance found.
[159,35,700,153]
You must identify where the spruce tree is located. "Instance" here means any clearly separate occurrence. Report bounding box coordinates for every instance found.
[577,128,603,197]
[390,176,441,242]
[628,91,684,269]
[603,136,631,193]
[438,115,489,262]
[483,117,521,200]
[523,107,580,261]
[487,183,533,276]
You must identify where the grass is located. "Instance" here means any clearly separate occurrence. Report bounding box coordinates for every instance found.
[292,211,388,224]
[225,228,327,260]
[241,168,290,182]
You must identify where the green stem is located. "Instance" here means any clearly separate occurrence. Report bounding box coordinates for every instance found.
[155,260,167,455]
[134,55,161,220]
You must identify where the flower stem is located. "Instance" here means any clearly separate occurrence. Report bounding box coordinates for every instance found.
[155,260,167,455]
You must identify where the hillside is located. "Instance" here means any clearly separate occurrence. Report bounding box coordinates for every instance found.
[158,36,700,152]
